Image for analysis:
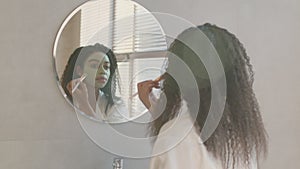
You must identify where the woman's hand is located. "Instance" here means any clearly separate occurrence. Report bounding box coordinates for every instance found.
[66,79,96,117]
[137,80,160,109]
[67,79,89,104]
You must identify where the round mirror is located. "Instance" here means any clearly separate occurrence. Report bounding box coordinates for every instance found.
[53,0,168,123]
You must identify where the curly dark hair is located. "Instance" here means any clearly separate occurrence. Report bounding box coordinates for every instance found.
[150,23,268,169]
[60,43,118,114]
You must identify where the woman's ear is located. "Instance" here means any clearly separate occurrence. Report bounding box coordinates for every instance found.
[75,65,83,76]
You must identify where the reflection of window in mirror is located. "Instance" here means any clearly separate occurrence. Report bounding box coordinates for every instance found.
[81,1,168,118]
[80,0,167,52]
[55,0,168,119]
[56,0,167,78]
[117,52,167,118]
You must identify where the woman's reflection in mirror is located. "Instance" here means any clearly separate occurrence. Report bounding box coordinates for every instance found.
[61,43,128,123]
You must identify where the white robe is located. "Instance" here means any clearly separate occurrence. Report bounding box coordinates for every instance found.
[150,102,220,169]
[95,91,129,123]
[149,99,220,169]
[148,94,258,169]
[74,90,130,123]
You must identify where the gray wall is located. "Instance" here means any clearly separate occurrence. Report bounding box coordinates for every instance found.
[0,0,299,169]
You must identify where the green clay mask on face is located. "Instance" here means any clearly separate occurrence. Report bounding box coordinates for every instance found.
[82,52,111,89]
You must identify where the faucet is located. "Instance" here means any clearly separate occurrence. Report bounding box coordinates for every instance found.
[112,158,123,169]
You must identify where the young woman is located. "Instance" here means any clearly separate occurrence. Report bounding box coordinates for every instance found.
[138,23,268,169]
[61,43,128,123]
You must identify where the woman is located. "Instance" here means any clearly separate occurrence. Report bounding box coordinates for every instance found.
[61,43,128,123]
[138,23,268,169]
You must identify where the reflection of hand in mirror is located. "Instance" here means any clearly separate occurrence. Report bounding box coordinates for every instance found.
[71,73,87,93]
[66,76,96,118]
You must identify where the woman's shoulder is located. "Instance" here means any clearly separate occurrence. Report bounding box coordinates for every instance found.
[153,100,199,153]
[158,100,193,133]
[151,122,220,169]
[151,100,222,169]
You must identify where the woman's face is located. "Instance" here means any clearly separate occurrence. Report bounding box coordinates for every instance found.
[82,52,111,89]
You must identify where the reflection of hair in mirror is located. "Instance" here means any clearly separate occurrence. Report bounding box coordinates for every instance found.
[60,43,119,114]
[150,23,268,169]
